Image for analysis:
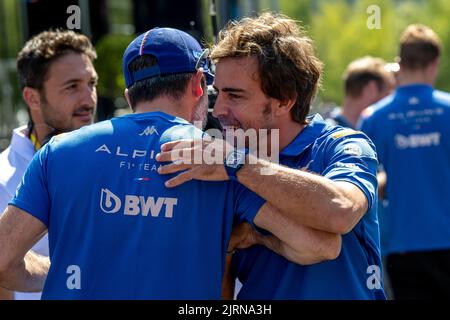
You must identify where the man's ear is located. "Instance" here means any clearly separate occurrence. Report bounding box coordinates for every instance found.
[274,95,297,117]
[428,57,440,77]
[23,87,41,111]
[191,70,204,98]
[124,88,132,108]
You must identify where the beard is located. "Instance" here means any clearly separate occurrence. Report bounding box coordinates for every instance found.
[192,90,209,129]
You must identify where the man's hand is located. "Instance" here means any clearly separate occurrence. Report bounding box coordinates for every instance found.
[228,222,260,253]
[156,138,232,187]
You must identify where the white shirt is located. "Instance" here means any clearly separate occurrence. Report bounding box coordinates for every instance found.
[0,125,48,300]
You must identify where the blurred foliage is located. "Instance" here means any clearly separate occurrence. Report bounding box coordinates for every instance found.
[280,0,450,104]
[2,0,450,112]
[0,0,23,58]
[279,0,311,26]
[94,34,134,99]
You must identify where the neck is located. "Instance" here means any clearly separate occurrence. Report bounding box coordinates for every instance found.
[341,98,365,128]
[278,119,306,152]
[29,114,55,147]
[397,69,435,87]
[134,96,192,122]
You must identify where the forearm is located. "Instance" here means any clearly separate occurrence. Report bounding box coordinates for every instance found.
[0,251,49,293]
[0,287,14,300]
[238,156,364,233]
[258,235,327,265]
[254,203,341,264]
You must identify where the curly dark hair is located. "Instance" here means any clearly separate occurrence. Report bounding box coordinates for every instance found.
[17,29,97,91]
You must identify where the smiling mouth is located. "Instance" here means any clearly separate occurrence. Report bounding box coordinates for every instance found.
[73,110,93,122]
[221,123,245,134]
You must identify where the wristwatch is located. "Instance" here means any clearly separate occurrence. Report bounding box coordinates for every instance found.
[224,148,250,181]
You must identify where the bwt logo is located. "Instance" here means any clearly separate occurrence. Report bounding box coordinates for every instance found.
[395,132,441,149]
[100,188,177,218]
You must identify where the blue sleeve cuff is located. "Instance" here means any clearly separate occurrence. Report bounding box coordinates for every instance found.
[9,199,49,227]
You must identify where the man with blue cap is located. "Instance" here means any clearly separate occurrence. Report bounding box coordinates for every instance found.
[0,27,339,299]
[156,13,384,300]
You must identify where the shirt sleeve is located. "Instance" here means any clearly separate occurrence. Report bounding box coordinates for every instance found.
[358,111,386,167]
[0,185,11,216]
[9,144,51,227]
[232,181,266,224]
[322,132,379,212]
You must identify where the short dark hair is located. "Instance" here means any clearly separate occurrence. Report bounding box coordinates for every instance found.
[126,54,194,110]
[17,30,97,91]
[343,56,392,98]
[399,24,441,70]
[211,12,323,124]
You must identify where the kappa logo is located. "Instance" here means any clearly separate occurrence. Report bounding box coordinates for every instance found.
[139,126,159,136]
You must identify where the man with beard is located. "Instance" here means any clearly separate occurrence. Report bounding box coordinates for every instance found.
[156,13,384,299]
[0,27,339,299]
[0,30,97,300]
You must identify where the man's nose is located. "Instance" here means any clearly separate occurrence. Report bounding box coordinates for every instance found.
[212,94,227,118]
[80,84,97,107]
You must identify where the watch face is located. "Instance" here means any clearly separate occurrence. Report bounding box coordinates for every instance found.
[226,150,245,169]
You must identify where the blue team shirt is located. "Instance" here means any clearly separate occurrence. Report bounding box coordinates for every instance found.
[232,114,385,300]
[11,111,265,300]
[359,84,450,255]
[325,107,353,129]
[325,108,391,256]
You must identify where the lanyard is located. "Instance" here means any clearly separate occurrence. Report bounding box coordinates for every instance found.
[29,132,41,151]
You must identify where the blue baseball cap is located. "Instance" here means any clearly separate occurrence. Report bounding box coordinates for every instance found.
[123,27,214,88]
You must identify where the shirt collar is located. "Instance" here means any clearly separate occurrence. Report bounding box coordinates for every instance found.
[396,83,433,97]
[281,114,328,157]
[122,111,190,125]
[10,125,36,161]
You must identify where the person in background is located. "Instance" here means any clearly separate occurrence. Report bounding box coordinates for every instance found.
[359,24,450,299]
[324,56,396,297]
[0,30,98,300]
[326,56,395,129]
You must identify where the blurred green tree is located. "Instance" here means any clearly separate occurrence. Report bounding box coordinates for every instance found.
[95,34,134,99]
[280,0,450,104]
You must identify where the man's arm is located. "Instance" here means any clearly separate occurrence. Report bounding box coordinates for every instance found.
[0,190,15,300]
[157,138,373,235]
[0,288,14,300]
[232,203,341,265]
[254,203,342,263]
[236,158,368,235]
[221,215,341,299]
[0,205,49,292]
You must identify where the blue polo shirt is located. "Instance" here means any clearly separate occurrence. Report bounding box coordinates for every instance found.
[324,107,391,256]
[325,107,353,129]
[232,114,385,299]
[359,84,450,255]
[10,111,265,299]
